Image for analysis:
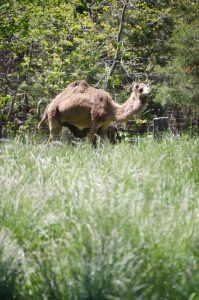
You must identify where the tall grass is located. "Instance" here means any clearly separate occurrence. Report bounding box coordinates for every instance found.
[0,136,199,300]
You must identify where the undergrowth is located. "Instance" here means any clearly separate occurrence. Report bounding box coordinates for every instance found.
[0,136,198,300]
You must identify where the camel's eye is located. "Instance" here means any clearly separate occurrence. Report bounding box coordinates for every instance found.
[139,88,143,93]
[135,84,139,89]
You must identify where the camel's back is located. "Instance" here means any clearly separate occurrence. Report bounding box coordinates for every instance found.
[48,81,96,108]
[57,84,111,111]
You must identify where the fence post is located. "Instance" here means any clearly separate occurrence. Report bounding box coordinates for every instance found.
[153,117,169,140]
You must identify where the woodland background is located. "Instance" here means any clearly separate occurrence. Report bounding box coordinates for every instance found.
[0,0,199,137]
[0,2,199,299]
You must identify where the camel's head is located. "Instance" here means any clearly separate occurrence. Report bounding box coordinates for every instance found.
[132,82,151,97]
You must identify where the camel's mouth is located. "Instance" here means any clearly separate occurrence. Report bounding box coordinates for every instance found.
[141,86,151,95]
[133,83,151,96]
[139,89,151,103]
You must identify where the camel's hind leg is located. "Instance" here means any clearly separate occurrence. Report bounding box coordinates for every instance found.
[48,116,62,142]
[37,105,49,129]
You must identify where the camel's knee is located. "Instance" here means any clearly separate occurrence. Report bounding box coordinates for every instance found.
[87,123,99,145]
[48,129,61,142]
[48,120,62,141]
[107,124,120,144]
[87,133,96,144]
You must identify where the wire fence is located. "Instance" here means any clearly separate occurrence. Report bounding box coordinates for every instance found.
[119,116,199,139]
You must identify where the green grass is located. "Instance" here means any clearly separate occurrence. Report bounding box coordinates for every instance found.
[0,136,199,300]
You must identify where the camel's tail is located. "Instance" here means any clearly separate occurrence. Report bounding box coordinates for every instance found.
[37,105,49,129]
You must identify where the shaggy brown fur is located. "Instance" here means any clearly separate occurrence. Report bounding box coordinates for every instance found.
[38,80,120,143]
[38,80,150,143]
[38,82,120,143]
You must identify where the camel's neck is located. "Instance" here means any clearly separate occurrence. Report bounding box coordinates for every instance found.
[113,94,146,122]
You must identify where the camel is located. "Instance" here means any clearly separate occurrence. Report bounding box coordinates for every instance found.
[38,80,120,144]
[38,80,151,144]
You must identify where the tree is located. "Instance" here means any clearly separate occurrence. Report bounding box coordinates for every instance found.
[0,0,174,136]
[155,1,199,109]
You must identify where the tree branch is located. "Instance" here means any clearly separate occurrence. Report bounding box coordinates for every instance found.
[103,0,129,90]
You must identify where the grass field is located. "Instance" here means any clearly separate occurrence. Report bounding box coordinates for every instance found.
[0,136,199,300]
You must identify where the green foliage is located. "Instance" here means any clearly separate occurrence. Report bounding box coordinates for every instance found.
[1,0,198,135]
[155,1,199,109]
[1,0,174,136]
[0,229,25,300]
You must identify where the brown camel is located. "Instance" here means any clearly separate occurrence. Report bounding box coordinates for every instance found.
[38,80,151,143]
[38,80,120,144]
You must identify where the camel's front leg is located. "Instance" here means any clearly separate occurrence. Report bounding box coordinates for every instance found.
[98,127,108,141]
[87,121,100,145]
